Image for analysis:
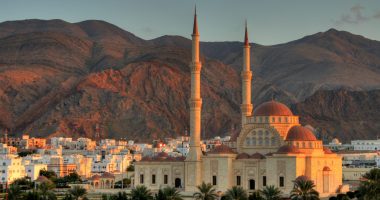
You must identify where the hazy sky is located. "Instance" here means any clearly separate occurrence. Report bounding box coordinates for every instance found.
[1,0,380,45]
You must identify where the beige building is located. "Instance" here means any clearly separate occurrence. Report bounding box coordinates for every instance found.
[135,10,343,197]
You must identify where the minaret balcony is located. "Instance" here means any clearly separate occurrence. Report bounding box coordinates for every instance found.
[241,71,252,79]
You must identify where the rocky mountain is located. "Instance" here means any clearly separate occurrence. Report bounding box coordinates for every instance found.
[0,19,379,142]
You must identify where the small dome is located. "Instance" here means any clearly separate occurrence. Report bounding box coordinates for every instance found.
[331,138,340,144]
[89,174,101,180]
[295,175,311,181]
[276,145,302,154]
[101,172,115,179]
[156,152,169,158]
[251,152,266,159]
[35,175,49,183]
[323,166,331,171]
[253,101,293,116]
[323,147,333,154]
[286,126,317,141]
[236,153,251,159]
[208,145,236,154]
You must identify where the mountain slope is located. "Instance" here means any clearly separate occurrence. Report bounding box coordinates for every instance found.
[0,19,379,142]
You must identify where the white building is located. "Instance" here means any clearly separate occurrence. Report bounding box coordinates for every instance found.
[0,155,26,183]
[25,163,47,181]
[352,139,380,151]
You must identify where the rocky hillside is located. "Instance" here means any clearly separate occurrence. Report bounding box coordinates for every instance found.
[0,19,379,142]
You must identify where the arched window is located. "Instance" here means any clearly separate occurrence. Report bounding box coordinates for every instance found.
[252,137,256,146]
[265,137,270,146]
[259,137,263,145]
[246,138,251,146]
[271,137,276,146]
[259,130,263,136]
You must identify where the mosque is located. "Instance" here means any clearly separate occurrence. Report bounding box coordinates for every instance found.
[135,9,343,197]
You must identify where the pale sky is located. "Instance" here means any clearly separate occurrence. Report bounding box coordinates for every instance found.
[0,0,379,45]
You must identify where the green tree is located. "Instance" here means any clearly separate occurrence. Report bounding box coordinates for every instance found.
[193,182,218,200]
[248,191,264,200]
[357,168,380,200]
[39,169,57,180]
[115,178,131,188]
[127,165,135,172]
[8,184,23,200]
[155,186,183,200]
[261,185,282,200]
[69,186,87,200]
[345,191,355,199]
[130,185,153,200]
[12,177,33,190]
[290,178,319,200]
[65,172,82,183]
[224,186,248,200]
[336,194,349,200]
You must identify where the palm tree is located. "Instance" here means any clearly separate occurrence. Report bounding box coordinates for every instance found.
[290,178,319,200]
[193,182,218,200]
[8,184,23,200]
[248,191,264,200]
[357,168,380,200]
[130,185,153,200]
[63,194,75,200]
[39,182,57,200]
[108,191,129,200]
[224,186,248,200]
[69,186,87,200]
[24,190,41,200]
[261,185,282,200]
[160,186,183,200]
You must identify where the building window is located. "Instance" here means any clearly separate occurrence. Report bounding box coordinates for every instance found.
[164,175,168,184]
[212,176,217,185]
[236,176,241,186]
[152,174,156,184]
[263,176,267,186]
[140,174,144,184]
[279,176,284,187]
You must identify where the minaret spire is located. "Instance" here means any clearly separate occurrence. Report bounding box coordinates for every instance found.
[244,19,249,46]
[185,6,203,192]
[193,6,199,35]
[241,20,253,126]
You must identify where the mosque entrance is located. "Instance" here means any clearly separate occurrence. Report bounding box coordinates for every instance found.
[249,179,255,190]
[175,178,181,188]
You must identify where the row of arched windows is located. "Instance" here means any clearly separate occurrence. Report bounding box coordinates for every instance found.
[249,116,298,124]
[245,137,277,147]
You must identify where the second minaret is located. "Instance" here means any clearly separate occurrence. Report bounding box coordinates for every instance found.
[185,8,203,191]
[241,22,253,125]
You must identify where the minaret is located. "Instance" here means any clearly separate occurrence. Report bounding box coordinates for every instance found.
[241,21,253,125]
[185,7,203,191]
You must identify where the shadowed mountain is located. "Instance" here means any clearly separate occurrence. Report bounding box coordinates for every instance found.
[0,19,379,142]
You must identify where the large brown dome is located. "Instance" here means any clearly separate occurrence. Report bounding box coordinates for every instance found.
[253,101,293,116]
[286,126,317,141]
